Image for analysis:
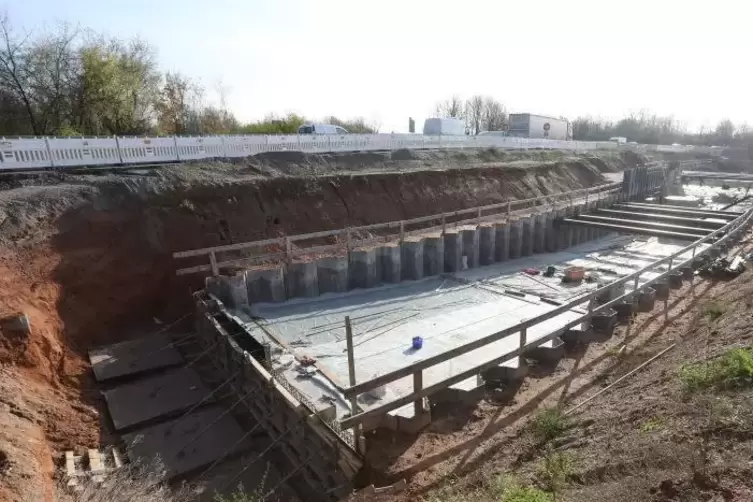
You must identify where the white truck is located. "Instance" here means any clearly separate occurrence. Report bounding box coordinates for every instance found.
[298,124,349,134]
[422,118,466,136]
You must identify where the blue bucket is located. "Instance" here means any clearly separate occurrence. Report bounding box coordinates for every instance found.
[412,336,423,350]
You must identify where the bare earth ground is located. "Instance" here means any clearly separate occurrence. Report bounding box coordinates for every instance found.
[353,237,753,502]
[0,149,640,501]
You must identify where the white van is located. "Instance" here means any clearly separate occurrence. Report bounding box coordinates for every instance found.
[298,123,349,135]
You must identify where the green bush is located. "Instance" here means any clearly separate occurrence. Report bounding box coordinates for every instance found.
[502,481,553,502]
[680,346,753,392]
[537,451,574,493]
[530,408,570,444]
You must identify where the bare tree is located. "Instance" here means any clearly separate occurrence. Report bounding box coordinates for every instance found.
[26,23,80,134]
[434,94,465,119]
[482,97,507,132]
[155,72,202,134]
[0,14,39,134]
[715,119,735,145]
[466,94,484,135]
[0,15,82,135]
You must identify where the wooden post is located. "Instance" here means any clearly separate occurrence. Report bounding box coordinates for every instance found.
[285,236,293,263]
[690,246,697,295]
[345,316,361,451]
[399,221,405,244]
[413,370,423,418]
[519,327,527,349]
[477,207,482,224]
[507,200,511,221]
[209,252,219,276]
[345,228,352,254]
[664,258,672,323]
[441,214,446,234]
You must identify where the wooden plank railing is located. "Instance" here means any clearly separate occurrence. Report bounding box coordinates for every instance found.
[173,181,623,276]
[337,206,753,429]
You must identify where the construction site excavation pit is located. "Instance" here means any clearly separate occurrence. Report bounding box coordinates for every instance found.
[5,147,749,502]
[185,160,753,497]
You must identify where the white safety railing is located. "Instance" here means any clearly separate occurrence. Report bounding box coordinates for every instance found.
[0,133,711,172]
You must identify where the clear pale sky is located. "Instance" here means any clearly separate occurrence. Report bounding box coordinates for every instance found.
[8,0,751,133]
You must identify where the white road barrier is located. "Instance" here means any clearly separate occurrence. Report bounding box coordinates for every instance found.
[0,133,713,171]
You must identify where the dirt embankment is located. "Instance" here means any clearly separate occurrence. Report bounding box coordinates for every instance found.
[378,257,753,502]
[0,150,639,502]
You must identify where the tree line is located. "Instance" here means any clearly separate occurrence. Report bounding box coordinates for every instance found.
[571,111,751,147]
[434,94,508,135]
[0,15,376,137]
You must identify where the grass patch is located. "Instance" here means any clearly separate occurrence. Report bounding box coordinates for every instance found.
[680,346,753,393]
[639,417,664,433]
[701,302,725,322]
[530,408,570,444]
[425,475,552,502]
[537,451,575,494]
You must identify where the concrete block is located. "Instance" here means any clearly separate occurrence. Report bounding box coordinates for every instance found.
[286,261,319,298]
[479,225,496,266]
[591,309,618,337]
[246,268,286,303]
[509,220,523,259]
[525,338,565,363]
[103,367,210,431]
[349,249,377,289]
[653,281,670,300]
[228,274,248,308]
[598,282,626,304]
[123,406,254,480]
[534,213,547,253]
[317,257,349,294]
[555,211,569,251]
[401,240,424,280]
[578,223,589,244]
[461,228,480,268]
[638,287,656,312]
[433,375,485,405]
[614,301,637,321]
[206,275,231,304]
[566,224,577,247]
[483,357,528,382]
[521,217,534,256]
[681,266,694,280]
[379,245,401,283]
[562,324,595,344]
[494,223,510,262]
[546,211,558,252]
[89,333,183,382]
[443,231,463,272]
[423,236,444,277]
[668,270,683,289]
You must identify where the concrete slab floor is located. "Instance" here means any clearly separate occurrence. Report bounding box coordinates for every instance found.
[228,234,710,423]
[88,333,184,382]
[123,405,255,480]
[679,184,753,212]
[103,367,210,431]
[236,278,584,421]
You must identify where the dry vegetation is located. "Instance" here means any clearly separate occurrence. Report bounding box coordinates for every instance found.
[417,267,753,502]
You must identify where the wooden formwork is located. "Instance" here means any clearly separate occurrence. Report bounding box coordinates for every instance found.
[194,294,361,501]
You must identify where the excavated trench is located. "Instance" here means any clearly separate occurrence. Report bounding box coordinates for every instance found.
[0,149,640,501]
